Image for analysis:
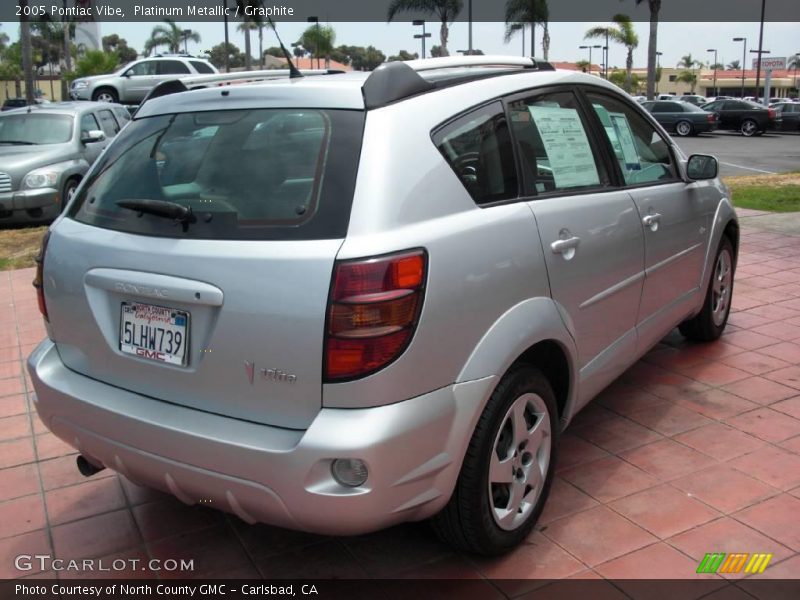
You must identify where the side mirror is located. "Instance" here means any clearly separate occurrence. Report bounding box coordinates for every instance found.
[122,71,132,78]
[81,129,105,144]
[686,154,718,180]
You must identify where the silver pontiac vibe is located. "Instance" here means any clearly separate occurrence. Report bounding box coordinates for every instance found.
[28,56,738,556]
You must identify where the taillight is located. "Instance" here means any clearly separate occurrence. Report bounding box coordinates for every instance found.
[707,113,715,122]
[324,249,427,381]
[767,108,776,119]
[32,231,51,321]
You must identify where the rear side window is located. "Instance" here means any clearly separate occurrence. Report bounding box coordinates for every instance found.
[507,90,608,195]
[157,60,191,75]
[190,61,215,74]
[433,102,517,205]
[69,109,365,240]
[587,92,677,186]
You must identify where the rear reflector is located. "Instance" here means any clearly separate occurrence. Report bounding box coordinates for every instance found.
[325,250,427,381]
[32,231,51,321]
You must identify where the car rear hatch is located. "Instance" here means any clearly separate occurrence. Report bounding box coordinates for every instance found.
[45,107,364,429]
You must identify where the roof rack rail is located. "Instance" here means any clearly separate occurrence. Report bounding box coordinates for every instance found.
[133,68,345,114]
[362,55,555,110]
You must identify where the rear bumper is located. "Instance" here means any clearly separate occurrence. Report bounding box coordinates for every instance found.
[28,340,493,535]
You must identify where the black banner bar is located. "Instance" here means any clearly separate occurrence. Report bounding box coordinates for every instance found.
[4,0,800,23]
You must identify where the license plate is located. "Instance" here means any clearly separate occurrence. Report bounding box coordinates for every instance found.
[119,302,189,366]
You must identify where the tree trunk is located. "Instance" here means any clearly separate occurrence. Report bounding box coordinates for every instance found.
[244,26,252,71]
[531,23,536,57]
[14,78,22,98]
[20,0,36,105]
[259,27,264,69]
[626,49,634,93]
[439,21,449,56]
[62,1,72,99]
[541,22,550,60]
[646,4,659,100]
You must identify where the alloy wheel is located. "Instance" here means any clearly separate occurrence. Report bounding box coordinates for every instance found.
[488,392,551,531]
[711,247,733,326]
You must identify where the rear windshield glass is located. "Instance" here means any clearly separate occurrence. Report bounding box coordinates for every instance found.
[190,61,215,74]
[69,108,364,240]
[0,113,73,144]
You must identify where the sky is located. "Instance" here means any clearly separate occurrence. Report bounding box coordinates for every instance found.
[1,20,798,69]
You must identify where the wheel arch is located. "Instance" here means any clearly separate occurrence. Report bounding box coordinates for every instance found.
[92,85,118,101]
[456,297,579,427]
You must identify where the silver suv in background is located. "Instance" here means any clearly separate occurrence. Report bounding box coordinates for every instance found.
[0,102,129,224]
[70,55,218,104]
[30,57,737,555]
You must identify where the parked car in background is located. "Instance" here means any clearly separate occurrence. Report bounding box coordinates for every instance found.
[630,95,647,103]
[678,94,708,106]
[656,93,677,100]
[701,99,780,136]
[642,100,719,136]
[770,102,800,132]
[2,97,50,111]
[0,102,130,224]
[29,56,737,556]
[70,55,218,104]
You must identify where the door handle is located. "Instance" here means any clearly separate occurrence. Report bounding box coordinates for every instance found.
[551,236,581,255]
[643,213,661,231]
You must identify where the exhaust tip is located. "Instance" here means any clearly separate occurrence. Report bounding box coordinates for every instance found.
[76,455,105,477]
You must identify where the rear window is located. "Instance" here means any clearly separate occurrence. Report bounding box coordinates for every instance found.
[69,108,364,240]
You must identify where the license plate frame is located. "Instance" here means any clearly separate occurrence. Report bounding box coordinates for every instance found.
[119,301,190,367]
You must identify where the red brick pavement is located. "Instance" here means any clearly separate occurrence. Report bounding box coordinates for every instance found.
[1,222,799,585]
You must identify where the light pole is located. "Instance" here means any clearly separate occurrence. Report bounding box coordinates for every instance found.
[579,45,601,74]
[413,20,430,59]
[656,51,662,94]
[467,0,473,54]
[707,48,718,96]
[223,0,230,73]
[754,0,766,103]
[307,16,320,69]
[750,48,770,103]
[733,37,747,97]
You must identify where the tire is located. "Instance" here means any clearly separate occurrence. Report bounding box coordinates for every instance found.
[675,120,693,137]
[740,119,758,137]
[431,364,558,556]
[61,178,80,212]
[679,236,735,342]
[92,87,118,103]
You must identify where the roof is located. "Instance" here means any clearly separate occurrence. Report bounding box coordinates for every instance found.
[135,57,609,119]
[0,101,123,115]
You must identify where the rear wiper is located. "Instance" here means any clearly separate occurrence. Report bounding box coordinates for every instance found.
[116,199,197,232]
[0,140,37,145]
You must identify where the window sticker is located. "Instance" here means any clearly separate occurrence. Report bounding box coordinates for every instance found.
[592,104,641,172]
[527,106,600,189]
[609,112,641,172]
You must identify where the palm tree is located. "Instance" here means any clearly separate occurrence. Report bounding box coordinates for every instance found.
[727,60,741,70]
[675,70,698,93]
[300,24,336,68]
[586,14,638,93]
[144,20,199,56]
[632,0,661,100]
[386,0,463,57]
[575,59,590,73]
[504,0,549,59]
[677,53,701,71]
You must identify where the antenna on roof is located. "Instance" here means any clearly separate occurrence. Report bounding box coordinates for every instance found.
[266,16,303,79]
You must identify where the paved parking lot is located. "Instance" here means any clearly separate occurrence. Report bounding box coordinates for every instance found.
[674,131,800,177]
[1,212,800,591]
